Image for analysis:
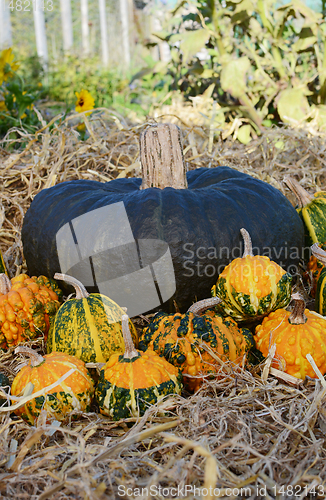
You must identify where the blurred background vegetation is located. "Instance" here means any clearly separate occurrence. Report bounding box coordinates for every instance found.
[1,0,326,142]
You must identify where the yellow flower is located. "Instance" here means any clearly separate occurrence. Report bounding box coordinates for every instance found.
[75,89,95,114]
[0,48,19,84]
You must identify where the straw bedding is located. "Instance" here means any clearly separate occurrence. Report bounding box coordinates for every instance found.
[0,110,326,499]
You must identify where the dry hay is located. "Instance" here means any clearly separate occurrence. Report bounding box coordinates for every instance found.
[0,109,326,499]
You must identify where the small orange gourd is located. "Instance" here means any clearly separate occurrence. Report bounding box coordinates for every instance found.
[11,346,94,424]
[0,274,62,349]
[255,293,326,379]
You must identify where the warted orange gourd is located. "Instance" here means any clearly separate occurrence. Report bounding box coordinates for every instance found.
[255,293,326,379]
[0,274,62,349]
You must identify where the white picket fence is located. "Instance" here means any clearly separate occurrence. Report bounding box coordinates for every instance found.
[0,0,166,68]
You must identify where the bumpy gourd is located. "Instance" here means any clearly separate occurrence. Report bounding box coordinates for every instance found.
[311,244,326,316]
[96,313,182,419]
[11,346,94,424]
[212,228,292,322]
[0,273,62,349]
[47,274,138,363]
[139,297,255,392]
[255,293,326,379]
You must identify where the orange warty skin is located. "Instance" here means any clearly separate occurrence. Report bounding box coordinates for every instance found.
[221,255,285,297]
[0,275,61,349]
[103,349,180,390]
[11,352,94,424]
[255,309,326,379]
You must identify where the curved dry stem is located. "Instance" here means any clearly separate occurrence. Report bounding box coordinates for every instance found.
[284,177,314,208]
[240,228,254,257]
[187,297,222,316]
[15,346,44,367]
[288,293,307,325]
[0,274,11,294]
[54,273,89,299]
[122,314,138,359]
[311,243,326,266]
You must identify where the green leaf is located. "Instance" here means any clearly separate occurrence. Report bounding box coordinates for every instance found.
[220,57,251,98]
[277,88,311,124]
[170,29,210,63]
[237,124,252,144]
[292,35,317,52]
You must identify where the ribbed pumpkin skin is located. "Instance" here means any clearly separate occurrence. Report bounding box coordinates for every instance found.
[213,255,292,322]
[255,309,326,379]
[96,350,182,419]
[11,352,94,424]
[139,310,255,392]
[0,275,62,349]
[297,192,326,248]
[21,166,304,313]
[47,293,138,363]
[316,267,326,316]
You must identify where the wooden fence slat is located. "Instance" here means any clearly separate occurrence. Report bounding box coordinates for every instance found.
[33,0,48,67]
[98,0,109,66]
[0,0,12,50]
[60,0,73,53]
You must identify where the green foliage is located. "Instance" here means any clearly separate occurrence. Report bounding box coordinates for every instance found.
[144,0,326,140]
[0,49,41,137]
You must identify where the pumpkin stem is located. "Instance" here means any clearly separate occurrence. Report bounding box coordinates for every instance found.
[240,228,254,257]
[53,273,89,299]
[140,123,188,190]
[122,314,139,359]
[288,293,307,325]
[15,346,45,367]
[187,297,222,316]
[0,274,11,294]
[284,177,314,208]
[311,243,326,266]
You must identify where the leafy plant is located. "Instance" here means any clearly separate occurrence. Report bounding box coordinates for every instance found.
[0,48,41,137]
[145,0,326,141]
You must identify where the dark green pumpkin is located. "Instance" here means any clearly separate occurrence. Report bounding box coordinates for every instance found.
[22,124,304,313]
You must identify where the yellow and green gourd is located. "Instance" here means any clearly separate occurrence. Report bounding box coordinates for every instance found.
[212,228,292,322]
[285,177,326,248]
[139,297,256,392]
[311,244,326,316]
[47,274,138,364]
[255,293,326,379]
[96,313,183,419]
[11,346,94,424]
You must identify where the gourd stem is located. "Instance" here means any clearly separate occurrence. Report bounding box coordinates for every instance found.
[0,274,11,294]
[15,346,44,367]
[284,177,314,208]
[187,297,222,316]
[140,123,188,190]
[311,243,326,266]
[288,293,307,325]
[240,228,254,257]
[122,314,139,359]
[54,273,89,299]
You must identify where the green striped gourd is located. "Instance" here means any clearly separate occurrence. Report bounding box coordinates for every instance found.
[212,228,292,322]
[96,313,182,419]
[47,274,138,363]
[285,177,326,248]
[311,244,326,316]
